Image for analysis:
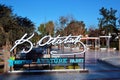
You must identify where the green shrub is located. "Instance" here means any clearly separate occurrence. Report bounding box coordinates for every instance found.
[67,65,74,69]
[75,66,80,69]
[66,65,80,69]
[66,63,80,69]
[54,66,65,69]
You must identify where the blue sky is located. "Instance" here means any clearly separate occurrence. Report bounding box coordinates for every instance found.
[0,0,120,29]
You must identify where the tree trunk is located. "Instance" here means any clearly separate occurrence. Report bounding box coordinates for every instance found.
[119,38,120,52]
[3,38,11,73]
[3,45,10,73]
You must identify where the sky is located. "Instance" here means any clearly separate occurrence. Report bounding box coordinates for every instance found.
[0,0,120,29]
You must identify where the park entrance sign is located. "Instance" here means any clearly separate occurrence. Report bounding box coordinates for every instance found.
[9,33,87,72]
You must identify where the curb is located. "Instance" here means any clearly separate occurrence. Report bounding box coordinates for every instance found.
[7,69,89,75]
[97,59,120,68]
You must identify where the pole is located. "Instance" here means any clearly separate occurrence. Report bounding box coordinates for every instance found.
[119,38,120,52]
[83,52,85,69]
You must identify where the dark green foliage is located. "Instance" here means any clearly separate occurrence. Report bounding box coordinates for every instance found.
[54,66,65,69]
[98,7,118,35]
[66,63,80,69]
[0,4,35,47]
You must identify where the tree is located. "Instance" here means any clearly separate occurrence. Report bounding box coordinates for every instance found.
[56,15,75,36]
[59,16,68,28]
[0,4,13,32]
[38,23,46,37]
[15,16,35,33]
[98,7,120,50]
[0,4,14,72]
[88,26,100,37]
[45,21,54,36]
[0,26,6,46]
[38,21,54,37]
[118,17,120,29]
[0,4,35,72]
[0,4,35,48]
[64,21,86,36]
[31,32,40,45]
[117,17,120,51]
[98,7,118,35]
